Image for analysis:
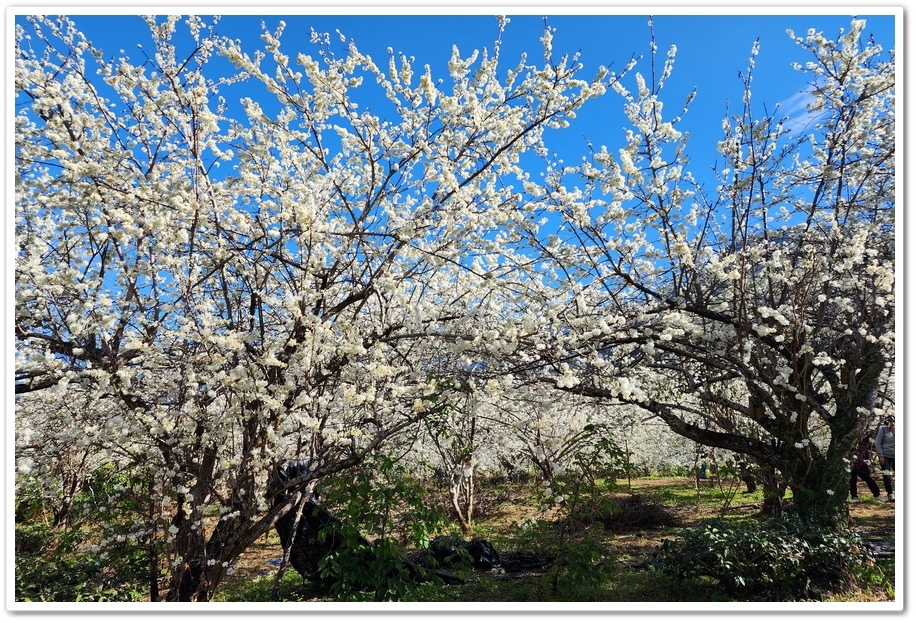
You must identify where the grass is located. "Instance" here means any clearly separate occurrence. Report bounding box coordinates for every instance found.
[218,571,326,602]
[15,473,893,603]
[212,476,896,603]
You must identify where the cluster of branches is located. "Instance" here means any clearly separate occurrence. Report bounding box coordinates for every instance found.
[14,15,894,601]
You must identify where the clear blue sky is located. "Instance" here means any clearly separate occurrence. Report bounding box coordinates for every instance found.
[16,10,897,189]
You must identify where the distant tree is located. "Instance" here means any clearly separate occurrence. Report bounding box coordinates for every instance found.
[14,389,116,527]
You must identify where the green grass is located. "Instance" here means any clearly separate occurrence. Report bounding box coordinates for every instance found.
[407,567,732,602]
[214,572,325,602]
[630,477,768,511]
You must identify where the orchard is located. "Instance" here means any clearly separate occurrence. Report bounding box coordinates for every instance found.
[13,14,895,603]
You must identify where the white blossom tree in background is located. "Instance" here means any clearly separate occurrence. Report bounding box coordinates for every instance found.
[15,389,123,528]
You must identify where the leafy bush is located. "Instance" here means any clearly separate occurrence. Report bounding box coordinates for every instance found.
[314,454,449,600]
[317,534,432,601]
[648,515,875,600]
[15,522,149,602]
[541,531,616,599]
[659,466,694,478]
[515,425,630,599]
[15,463,155,602]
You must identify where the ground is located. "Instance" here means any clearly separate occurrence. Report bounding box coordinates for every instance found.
[216,476,896,600]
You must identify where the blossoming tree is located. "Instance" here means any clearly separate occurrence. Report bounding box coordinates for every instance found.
[532,19,895,523]
[14,15,620,600]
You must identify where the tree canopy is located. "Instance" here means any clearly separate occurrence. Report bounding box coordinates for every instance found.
[14,15,895,601]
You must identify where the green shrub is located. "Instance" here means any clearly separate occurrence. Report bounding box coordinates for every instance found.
[15,526,149,602]
[314,454,449,601]
[541,530,616,599]
[317,534,432,601]
[648,514,874,600]
[660,466,694,478]
[15,463,156,602]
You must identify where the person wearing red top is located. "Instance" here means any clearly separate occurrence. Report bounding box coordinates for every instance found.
[849,435,882,503]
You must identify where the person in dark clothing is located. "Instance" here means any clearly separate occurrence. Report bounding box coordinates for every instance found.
[874,419,895,501]
[849,435,882,503]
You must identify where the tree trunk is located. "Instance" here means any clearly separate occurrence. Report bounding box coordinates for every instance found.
[450,468,474,533]
[165,557,223,602]
[757,466,786,518]
[785,451,852,527]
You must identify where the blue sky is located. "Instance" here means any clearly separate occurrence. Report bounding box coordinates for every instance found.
[28,10,894,191]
